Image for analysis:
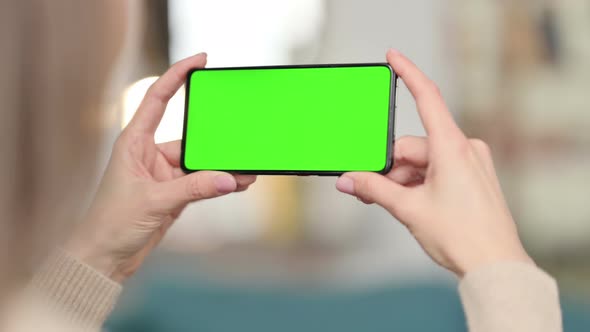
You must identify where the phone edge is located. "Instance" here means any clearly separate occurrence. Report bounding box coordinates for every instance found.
[180,62,397,176]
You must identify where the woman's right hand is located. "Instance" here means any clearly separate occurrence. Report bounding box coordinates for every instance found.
[336,50,533,277]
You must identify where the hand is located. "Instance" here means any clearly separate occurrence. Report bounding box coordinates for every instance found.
[336,50,533,277]
[65,53,257,283]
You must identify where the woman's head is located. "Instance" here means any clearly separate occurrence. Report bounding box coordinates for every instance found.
[0,0,126,288]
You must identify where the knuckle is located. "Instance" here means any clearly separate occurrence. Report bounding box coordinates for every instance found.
[145,83,171,105]
[186,176,206,200]
[427,80,442,96]
[394,142,407,162]
[469,138,491,155]
[353,175,367,193]
[396,135,413,143]
[394,135,428,162]
[395,135,413,149]
[354,176,373,202]
[453,138,473,158]
[144,84,157,100]
[120,133,146,157]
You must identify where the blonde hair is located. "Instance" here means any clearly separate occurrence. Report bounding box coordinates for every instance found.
[0,0,125,287]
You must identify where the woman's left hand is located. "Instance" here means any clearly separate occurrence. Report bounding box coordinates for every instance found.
[65,53,257,283]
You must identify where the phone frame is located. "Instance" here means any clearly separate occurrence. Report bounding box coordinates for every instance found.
[180,63,397,176]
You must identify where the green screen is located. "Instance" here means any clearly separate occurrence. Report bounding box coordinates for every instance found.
[183,65,393,173]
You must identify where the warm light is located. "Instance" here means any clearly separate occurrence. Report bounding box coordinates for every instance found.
[121,76,185,143]
[168,0,324,65]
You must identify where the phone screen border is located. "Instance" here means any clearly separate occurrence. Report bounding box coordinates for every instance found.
[180,63,397,176]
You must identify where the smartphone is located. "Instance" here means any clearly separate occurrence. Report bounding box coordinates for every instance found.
[181,63,397,175]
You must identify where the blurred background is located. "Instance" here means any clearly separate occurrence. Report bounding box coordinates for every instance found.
[3,0,590,331]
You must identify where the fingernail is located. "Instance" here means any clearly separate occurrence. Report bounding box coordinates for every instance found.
[388,48,401,56]
[336,176,355,195]
[196,52,207,58]
[214,174,236,194]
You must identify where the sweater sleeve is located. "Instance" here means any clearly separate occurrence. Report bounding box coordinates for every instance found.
[29,249,122,331]
[459,261,562,332]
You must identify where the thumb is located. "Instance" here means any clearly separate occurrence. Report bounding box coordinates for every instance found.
[336,172,408,215]
[158,171,237,209]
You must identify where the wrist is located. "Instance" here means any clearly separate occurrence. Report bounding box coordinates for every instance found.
[63,229,121,283]
[456,247,535,278]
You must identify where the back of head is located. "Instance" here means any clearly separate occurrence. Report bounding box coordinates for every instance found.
[0,0,126,292]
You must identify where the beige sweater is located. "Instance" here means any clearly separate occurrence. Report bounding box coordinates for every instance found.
[26,251,562,331]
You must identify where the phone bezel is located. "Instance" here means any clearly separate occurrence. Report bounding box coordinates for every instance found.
[180,63,397,176]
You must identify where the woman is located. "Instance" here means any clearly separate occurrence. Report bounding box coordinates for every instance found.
[19,50,560,331]
[1,3,561,331]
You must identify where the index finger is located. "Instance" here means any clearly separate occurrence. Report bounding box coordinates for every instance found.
[127,53,208,134]
[387,49,463,140]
